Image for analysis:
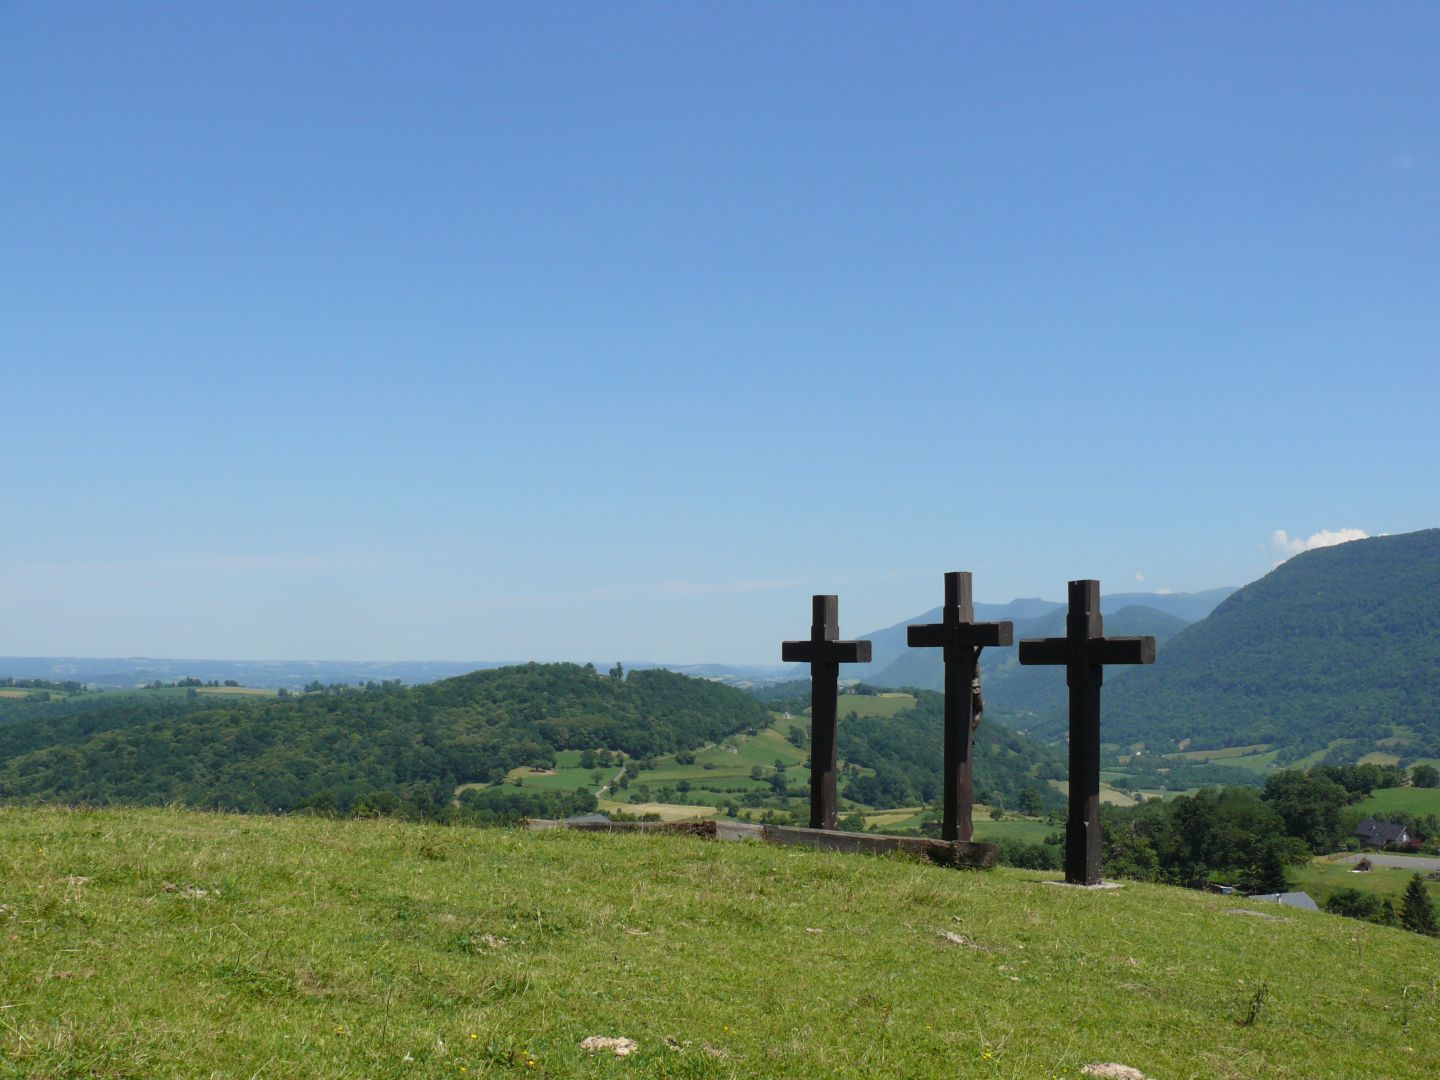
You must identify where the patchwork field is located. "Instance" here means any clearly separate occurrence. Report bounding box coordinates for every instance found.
[1164,743,1271,762]
[2,806,1437,1078]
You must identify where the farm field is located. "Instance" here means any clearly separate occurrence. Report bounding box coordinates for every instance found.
[834,692,917,719]
[971,816,1057,845]
[1163,743,1271,762]
[1358,751,1404,767]
[2,805,1437,1078]
[597,799,718,821]
[504,752,623,795]
[863,807,925,831]
[1289,740,1349,770]
[786,692,917,721]
[1048,779,1137,807]
[1294,856,1440,910]
[195,685,278,697]
[1353,786,1440,818]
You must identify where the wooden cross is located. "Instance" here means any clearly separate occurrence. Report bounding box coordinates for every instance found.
[1019,580,1155,885]
[782,595,872,830]
[906,572,1013,843]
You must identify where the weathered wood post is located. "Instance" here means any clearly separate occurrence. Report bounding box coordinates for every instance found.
[906,572,1013,842]
[1018,580,1155,885]
[782,595,872,830]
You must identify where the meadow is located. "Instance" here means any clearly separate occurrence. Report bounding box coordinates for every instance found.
[1294,856,1440,910]
[1352,786,1440,818]
[2,806,1437,1078]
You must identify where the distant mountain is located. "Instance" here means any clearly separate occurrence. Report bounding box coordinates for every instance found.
[867,604,1191,701]
[0,656,516,691]
[840,587,1238,679]
[0,656,796,692]
[1082,529,1440,761]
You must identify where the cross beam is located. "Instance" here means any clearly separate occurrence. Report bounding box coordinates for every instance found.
[1019,580,1155,885]
[782,595,872,830]
[906,572,1012,842]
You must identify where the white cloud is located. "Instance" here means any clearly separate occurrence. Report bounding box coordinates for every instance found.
[1134,571,1146,583]
[1271,528,1369,559]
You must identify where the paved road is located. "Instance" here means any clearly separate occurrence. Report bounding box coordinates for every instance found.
[1335,853,1440,872]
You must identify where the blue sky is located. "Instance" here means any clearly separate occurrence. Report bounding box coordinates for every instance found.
[2,3,1436,663]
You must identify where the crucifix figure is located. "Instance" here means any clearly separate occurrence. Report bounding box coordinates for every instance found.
[906,572,1013,843]
[1019,580,1155,885]
[782,595,872,830]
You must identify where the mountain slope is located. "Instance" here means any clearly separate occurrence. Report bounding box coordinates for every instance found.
[867,604,1190,700]
[857,588,1231,684]
[1096,529,1440,757]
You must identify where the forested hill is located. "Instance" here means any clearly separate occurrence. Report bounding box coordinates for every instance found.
[1095,529,1440,758]
[837,690,1067,811]
[0,664,768,814]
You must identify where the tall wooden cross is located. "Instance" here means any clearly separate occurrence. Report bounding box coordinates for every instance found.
[782,595,872,830]
[906,571,1013,843]
[1019,580,1155,885]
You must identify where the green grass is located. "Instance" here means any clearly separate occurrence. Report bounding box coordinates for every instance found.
[2,806,1438,1078]
[1353,786,1440,818]
[969,816,1057,845]
[504,768,603,794]
[1219,749,1283,774]
[855,812,1055,844]
[1293,857,1440,909]
[834,693,916,720]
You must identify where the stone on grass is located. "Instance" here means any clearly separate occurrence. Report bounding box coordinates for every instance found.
[581,1036,638,1057]
[1081,1064,1148,1080]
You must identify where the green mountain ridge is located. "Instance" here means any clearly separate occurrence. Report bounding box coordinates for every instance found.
[1087,528,1440,761]
[868,604,1191,702]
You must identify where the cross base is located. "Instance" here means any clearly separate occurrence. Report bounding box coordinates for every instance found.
[1041,880,1126,891]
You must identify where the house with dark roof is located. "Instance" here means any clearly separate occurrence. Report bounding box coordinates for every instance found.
[1355,818,1411,849]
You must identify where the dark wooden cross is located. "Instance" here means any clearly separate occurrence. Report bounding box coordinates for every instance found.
[1019,580,1155,885]
[906,571,1013,843]
[782,595,872,830]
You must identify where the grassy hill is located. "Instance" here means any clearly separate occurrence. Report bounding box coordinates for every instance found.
[3,806,1436,1078]
[1096,529,1440,761]
[0,664,769,815]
